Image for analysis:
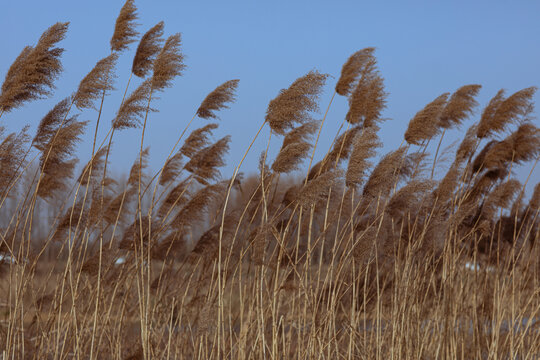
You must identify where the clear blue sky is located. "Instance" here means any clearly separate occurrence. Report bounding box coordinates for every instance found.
[1,0,539,193]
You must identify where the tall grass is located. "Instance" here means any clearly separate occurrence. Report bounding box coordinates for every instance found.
[1,2,539,359]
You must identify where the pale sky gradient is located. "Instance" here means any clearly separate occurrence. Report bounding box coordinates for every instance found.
[1,0,539,194]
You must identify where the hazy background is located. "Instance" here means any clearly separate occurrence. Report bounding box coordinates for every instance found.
[1,0,539,193]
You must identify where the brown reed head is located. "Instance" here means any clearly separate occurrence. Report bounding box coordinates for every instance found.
[184,136,230,184]
[345,126,381,188]
[196,79,240,119]
[180,123,218,158]
[345,59,387,127]
[404,93,449,145]
[335,48,376,96]
[271,141,312,174]
[265,70,328,135]
[74,53,118,110]
[132,22,164,78]
[0,126,29,195]
[477,87,537,138]
[0,22,69,112]
[439,84,481,129]
[110,0,139,52]
[113,79,154,130]
[151,33,186,91]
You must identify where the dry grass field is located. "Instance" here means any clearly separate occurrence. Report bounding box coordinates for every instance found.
[0,1,539,359]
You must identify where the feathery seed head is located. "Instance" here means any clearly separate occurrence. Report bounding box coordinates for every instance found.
[132,22,164,78]
[110,0,139,52]
[265,70,328,135]
[196,79,240,119]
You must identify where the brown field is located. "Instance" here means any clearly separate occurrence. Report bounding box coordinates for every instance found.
[0,1,539,359]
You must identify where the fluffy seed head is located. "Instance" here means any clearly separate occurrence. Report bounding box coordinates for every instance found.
[110,0,139,52]
[180,123,218,158]
[184,136,231,184]
[404,93,449,145]
[74,53,118,110]
[345,126,381,188]
[0,22,69,112]
[439,84,481,129]
[265,71,328,135]
[335,48,376,96]
[151,33,186,91]
[345,60,387,127]
[477,87,537,138]
[113,79,155,130]
[196,79,240,119]
[132,22,164,78]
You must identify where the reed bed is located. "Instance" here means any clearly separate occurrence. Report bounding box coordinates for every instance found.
[0,2,539,359]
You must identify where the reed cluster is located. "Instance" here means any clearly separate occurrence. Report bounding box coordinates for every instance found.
[0,2,539,359]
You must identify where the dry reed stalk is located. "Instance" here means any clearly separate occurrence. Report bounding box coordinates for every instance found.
[110,0,139,53]
[0,22,69,112]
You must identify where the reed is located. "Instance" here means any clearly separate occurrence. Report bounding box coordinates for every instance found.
[0,4,539,359]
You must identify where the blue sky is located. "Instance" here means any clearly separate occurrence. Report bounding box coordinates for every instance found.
[1,0,539,193]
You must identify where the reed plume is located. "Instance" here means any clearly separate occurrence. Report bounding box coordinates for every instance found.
[404,93,449,145]
[297,170,340,208]
[36,119,87,199]
[127,147,150,190]
[345,126,381,188]
[439,84,481,129]
[0,22,69,112]
[481,179,522,222]
[73,53,118,110]
[335,47,375,96]
[433,161,463,202]
[528,183,540,213]
[172,182,226,229]
[151,33,186,91]
[110,0,139,52]
[362,147,407,198]
[180,123,218,158]
[132,22,164,78]
[272,141,311,174]
[159,152,183,186]
[265,70,328,135]
[184,136,231,184]
[196,79,240,119]
[327,126,362,165]
[386,179,435,218]
[455,123,479,162]
[158,179,191,218]
[345,59,387,127]
[77,147,108,186]
[113,79,154,129]
[477,87,537,138]
[482,123,540,171]
[33,97,72,147]
[0,126,29,195]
